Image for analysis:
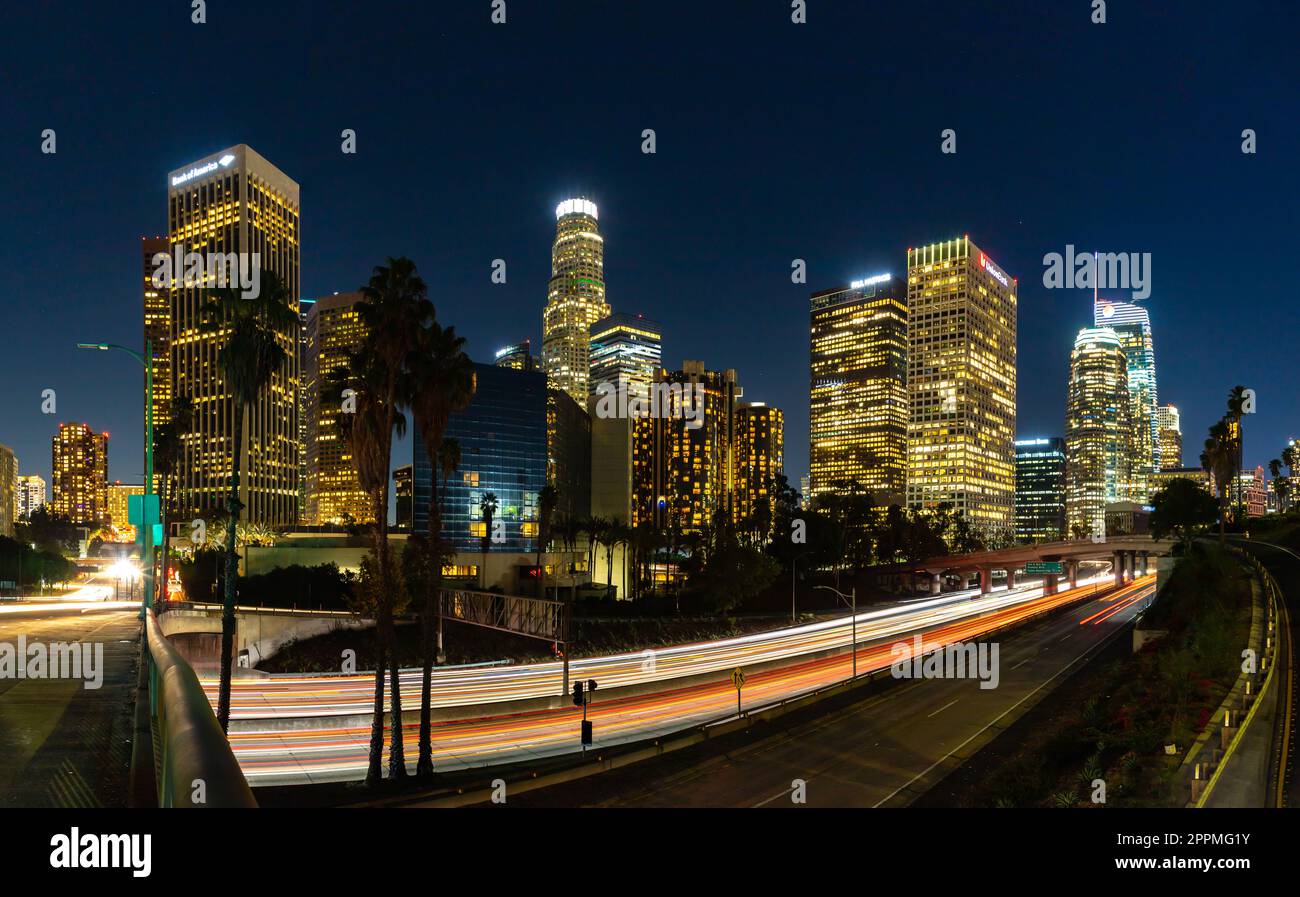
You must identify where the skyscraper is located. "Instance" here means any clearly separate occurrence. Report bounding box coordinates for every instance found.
[16,474,46,521]
[906,238,1017,531]
[494,340,537,372]
[542,199,609,404]
[167,145,301,524]
[52,423,109,525]
[589,312,662,399]
[393,464,413,528]
[809,273,908,507]
[1157,403,1182,470]
[735,402,785,526]
[634,361,742,532]
[0,446,15,538]
[1014,438,1066,543]
[303,292,371,526]
[107,482,144,541]
[297,296,316,521]
[588,312,661,529]
[1065,327,1132,539]
[412,363,546,553]
[1095,299,1158,500]
[142,234,170,495]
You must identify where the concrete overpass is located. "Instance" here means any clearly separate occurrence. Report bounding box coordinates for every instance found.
[879,536,1175,596]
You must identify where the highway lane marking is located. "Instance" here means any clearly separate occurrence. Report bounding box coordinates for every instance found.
[927,699,959,718]
[870,618,1127,808]
[1059,634,1072,642]
[1010,657,1032,671]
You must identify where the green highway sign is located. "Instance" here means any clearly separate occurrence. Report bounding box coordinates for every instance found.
[1025,561,1063,575]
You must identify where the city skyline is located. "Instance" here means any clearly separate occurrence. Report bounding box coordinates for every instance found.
[2,3,1294,502]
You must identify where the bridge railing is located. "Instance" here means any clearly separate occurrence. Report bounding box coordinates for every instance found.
[144,608,257,808]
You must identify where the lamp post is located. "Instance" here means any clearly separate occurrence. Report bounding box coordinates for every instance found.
[77,340,154,616]
[814,583,857,679]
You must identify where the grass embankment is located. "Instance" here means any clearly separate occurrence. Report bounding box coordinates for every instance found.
[257,613,796,674]
[949,544,1252,807]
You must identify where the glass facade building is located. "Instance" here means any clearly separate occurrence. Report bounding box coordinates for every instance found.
[1095,299,1158,500]
[809,273,907,507]
[413,362,547,552]
[1065,326,1132,539]
[1014,437,1066,543]
[589,312,662,399]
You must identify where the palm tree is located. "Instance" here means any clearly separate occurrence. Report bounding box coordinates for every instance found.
[1226,386,1250,523]
[479,492,498,589]
[407,321,474,779]
[536,485,558,599]
[199,270,297,732]
[1202,417,1237,543]
[332,257,431,784]
[153,395,194,607]
[1268,459,1287,513]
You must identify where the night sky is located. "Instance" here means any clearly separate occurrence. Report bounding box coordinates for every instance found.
[1,1,1295,495]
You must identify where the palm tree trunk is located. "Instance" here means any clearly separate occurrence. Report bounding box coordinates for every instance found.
[377,479,406,779]
[216,403,243,732]
[417,467,442,779]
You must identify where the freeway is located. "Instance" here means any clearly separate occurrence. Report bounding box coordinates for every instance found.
[501,576,1158,808]
[210,570,1113,723]
[221,573,1151,786]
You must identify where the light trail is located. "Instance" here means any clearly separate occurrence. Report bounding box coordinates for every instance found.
[208,573,1116,721]
[221,575,1155,785]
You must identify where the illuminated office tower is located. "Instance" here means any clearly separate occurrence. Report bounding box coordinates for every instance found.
[168,145,301,523]
[495,339,538,372]
[393,464,413,529]
[589,313,662,399]
[1157,403,1182,470]
[542,199,610,404]
[735,402,784,526]
[52,423,109,525]
[906,238,1017,531]
[809,273,907,507]
[1095,299,1158,498]
[634,361,741,532]
[1065,327,1132,539]
[0,446,14,537]
[142,234,170,494]
[297,296,315,521]
[588,313,661,527]
[16,474,47,520]
[1014,438,1066,543]
[107,482,144,541]
[303,292,372,526]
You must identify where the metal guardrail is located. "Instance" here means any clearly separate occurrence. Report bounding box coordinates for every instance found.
[144,608,257,808]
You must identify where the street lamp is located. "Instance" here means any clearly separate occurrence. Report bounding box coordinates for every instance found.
[814,584,857,679]
[77,341,154,616]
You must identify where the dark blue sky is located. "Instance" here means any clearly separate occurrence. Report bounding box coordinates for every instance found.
[1,1,1295,493]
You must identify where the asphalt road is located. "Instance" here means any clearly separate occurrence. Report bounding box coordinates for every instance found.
[0,604,141,807]
[504,579,1154,807]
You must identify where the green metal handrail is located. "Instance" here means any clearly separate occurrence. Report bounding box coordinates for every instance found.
[144,609,257,808]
